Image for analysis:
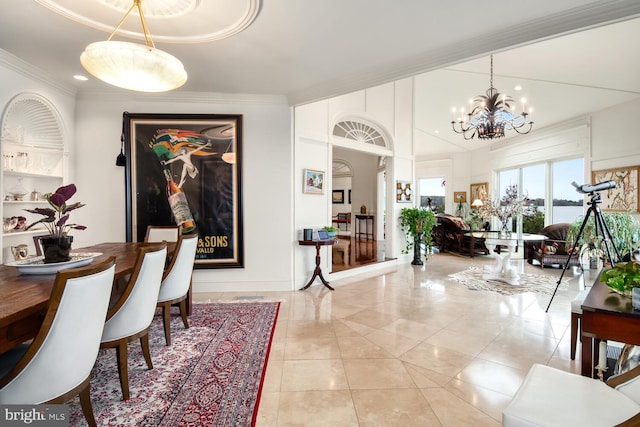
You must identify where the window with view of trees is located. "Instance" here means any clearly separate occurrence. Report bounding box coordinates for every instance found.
[419,177,446,213]
[497,158,584,233]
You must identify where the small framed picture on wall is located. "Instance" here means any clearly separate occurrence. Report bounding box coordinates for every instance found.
[332,190,344,204]
[303,169,325,194]
[396,180,413,203]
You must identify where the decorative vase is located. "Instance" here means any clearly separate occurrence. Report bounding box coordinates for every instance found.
[499,218,511,237]
[411,235,424,265]
[40,235,73,263]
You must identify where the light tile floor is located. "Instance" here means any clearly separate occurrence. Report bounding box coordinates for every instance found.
[193,252,598,426]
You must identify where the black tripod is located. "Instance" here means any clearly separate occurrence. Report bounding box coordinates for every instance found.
[545,182,620,312]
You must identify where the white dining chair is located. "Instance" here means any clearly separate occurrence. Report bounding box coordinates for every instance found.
[0,257,116,427]
[100,243,167,400]
[157,232,198,345]
[144,225,180,242]
[503,363,640,426]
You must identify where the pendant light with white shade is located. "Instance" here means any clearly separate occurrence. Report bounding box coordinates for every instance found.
[80,0,187,92]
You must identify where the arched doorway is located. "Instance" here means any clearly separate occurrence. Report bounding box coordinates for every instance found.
[330,118,393,272]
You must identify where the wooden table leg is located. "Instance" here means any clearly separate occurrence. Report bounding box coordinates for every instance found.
[300,243,335,291]
[581,334,594,378]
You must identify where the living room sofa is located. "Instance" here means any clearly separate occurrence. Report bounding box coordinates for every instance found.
[435,213,490,257]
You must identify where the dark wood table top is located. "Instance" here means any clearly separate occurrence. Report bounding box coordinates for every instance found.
[0,241,175,331]
[298,239,337,246]
[582,275,636,316]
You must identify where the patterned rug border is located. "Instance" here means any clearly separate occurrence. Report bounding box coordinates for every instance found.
[68,301,280,426]
[448,266,568,296]
[193,299,288,304]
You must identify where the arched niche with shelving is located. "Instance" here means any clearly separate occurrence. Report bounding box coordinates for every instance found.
[1,92,67,262]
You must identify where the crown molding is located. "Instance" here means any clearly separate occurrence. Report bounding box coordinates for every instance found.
[75,89,288,106]
[287,0,640,106]
[0,49,76,97]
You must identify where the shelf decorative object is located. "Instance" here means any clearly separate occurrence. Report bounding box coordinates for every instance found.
[1,92,67,264]
[23,184,86,263]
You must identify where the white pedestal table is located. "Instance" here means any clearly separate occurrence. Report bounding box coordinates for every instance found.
[466,232,548,285]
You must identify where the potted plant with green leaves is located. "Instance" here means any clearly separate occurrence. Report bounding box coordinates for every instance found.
[399,207,436,265]
[567,212,640,266]
[599,261,640,297]
[323,225,339,238]
[24,184,86,263]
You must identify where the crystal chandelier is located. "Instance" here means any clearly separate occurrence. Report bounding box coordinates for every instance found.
[451,55,533,140]
[80,0,187,92]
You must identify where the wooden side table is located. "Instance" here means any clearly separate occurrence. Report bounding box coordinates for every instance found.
[298,239,336,290]
[355,214,374,240]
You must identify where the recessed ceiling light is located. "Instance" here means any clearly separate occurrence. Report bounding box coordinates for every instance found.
[514,85,523,91]
[73,75,89,81]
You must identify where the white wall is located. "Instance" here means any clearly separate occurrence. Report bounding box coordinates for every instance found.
[591,97,640,171]
[73,92,294,292]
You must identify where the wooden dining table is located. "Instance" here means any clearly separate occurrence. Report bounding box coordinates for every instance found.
[0,241,180,354]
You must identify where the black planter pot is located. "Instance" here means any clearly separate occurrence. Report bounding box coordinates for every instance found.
[411,235,423,265]
[40,235,73,263]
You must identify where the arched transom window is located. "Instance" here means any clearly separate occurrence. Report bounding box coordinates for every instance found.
[332,121,386,148]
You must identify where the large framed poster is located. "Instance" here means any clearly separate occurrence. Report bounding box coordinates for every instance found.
[123,113,243,268]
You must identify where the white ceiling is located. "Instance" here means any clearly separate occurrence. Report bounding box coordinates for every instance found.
[0,1,639,157]
[414,17,640,157]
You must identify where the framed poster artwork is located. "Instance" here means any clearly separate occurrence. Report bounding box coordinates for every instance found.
[348,189,351,204]
[454,191,467,203]
[591,166,639,212]
[123,113,243,269]
[470,182,488,204]
[303,169,325,194]
[332,190,344,204]
[396,180,413,203]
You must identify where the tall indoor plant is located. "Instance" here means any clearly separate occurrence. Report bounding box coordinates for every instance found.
[24,184,86,263]
[399,207,436,265]
[567,211,640,263]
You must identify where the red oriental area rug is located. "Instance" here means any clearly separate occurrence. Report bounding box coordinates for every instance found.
[68,302,280,426]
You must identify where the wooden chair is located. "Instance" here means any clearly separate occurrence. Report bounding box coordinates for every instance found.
[100,244,167,400]
[157,232,198,345]
[144,225,180,242]
[0,257,116,427]
[526,223,581,268]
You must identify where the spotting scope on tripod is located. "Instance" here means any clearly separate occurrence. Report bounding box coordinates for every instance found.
[546,180,620,312]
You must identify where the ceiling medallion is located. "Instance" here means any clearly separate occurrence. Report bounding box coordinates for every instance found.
[97,0,198,19]
[34,0,260,43]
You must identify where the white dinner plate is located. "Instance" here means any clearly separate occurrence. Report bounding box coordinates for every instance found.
[5,252,103,275]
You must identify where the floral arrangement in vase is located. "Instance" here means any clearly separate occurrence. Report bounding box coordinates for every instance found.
[479,184,529,234]
[23,184,86,263]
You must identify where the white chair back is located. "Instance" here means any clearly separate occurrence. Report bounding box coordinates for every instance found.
[144,225,180,242]
[0,258,116,404]
[101,245,167,342]
[158,233,198,303]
